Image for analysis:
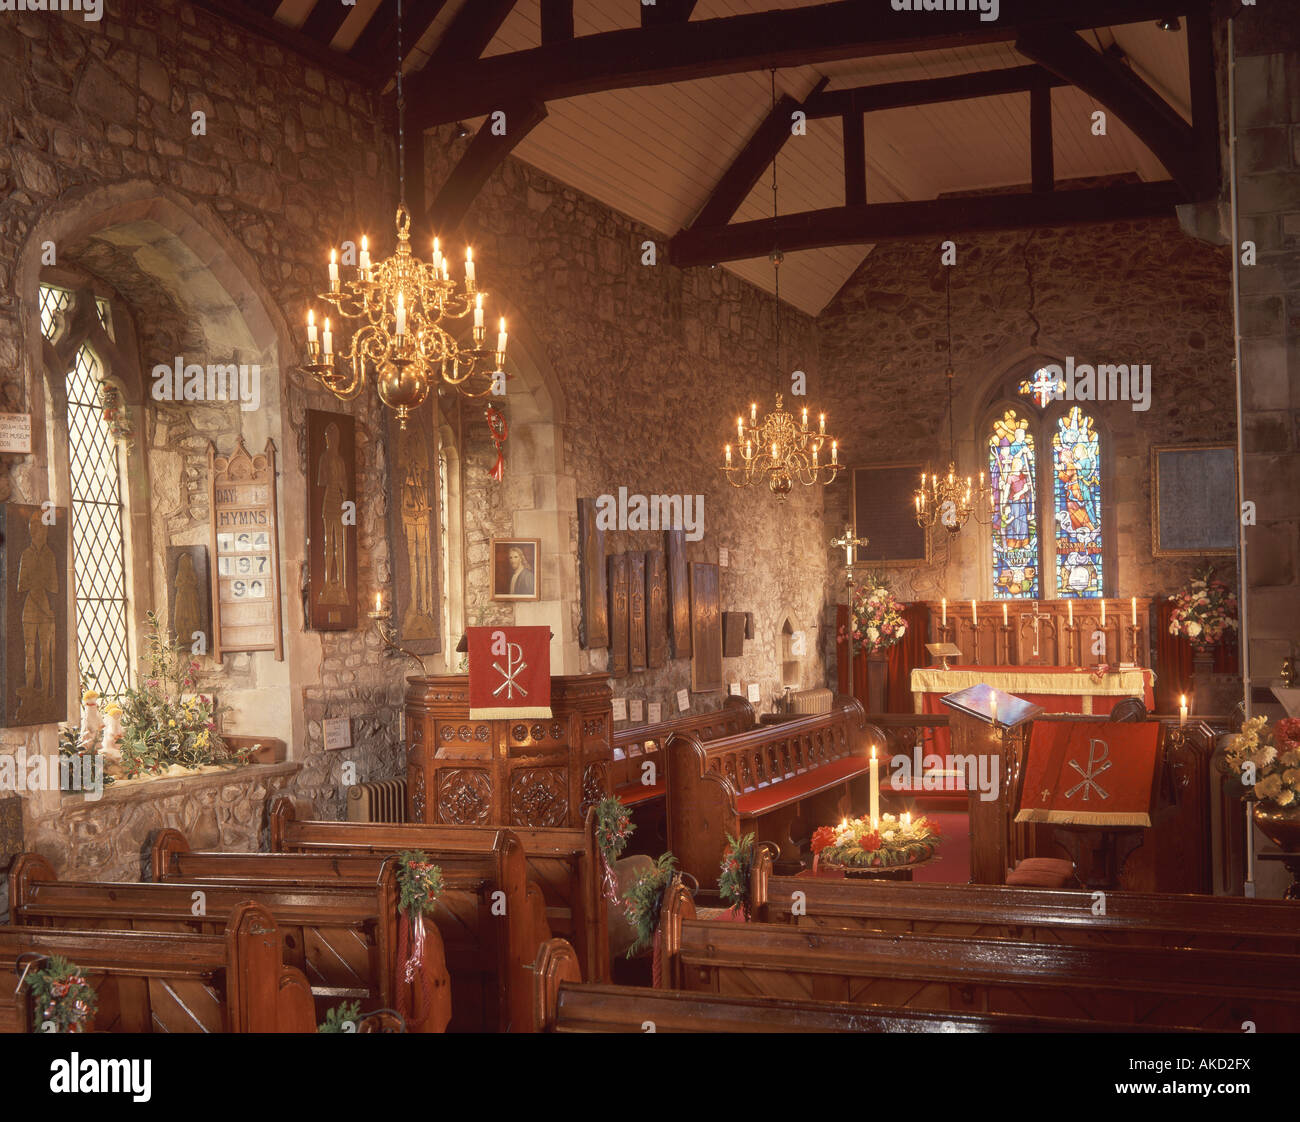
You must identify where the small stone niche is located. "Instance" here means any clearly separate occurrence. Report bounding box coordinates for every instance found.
[780,617,802,689]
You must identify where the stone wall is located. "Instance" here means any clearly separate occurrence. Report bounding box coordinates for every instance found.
[815,218,1238,649]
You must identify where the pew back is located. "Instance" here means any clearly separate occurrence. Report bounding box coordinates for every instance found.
[610,697,755,804]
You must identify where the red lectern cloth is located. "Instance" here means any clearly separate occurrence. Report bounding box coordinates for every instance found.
[467,626,552,719]
[1014,720,1160,827]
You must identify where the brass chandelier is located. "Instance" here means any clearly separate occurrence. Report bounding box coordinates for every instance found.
[302,0,506,429]
[914,269,991,534]
[721,72,840,501]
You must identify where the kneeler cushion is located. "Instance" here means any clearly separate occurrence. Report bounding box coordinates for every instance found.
[1014,720,1160,828]
[1006,857,1076,888]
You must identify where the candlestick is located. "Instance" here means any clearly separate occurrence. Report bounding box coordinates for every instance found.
[869,745,880,826]
[1131,596,1138,627]
[1179,694,1188,726]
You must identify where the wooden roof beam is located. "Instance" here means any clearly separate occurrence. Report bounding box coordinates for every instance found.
[188,0,374,83]
[404,0,1210,128]
[1015,25,1212,199]
[668,181,1189,266]
[427,0,520,66]
[540,0,575,44]
[299,0,353,45]
[803,65,1067,118]
[641,0,700,27]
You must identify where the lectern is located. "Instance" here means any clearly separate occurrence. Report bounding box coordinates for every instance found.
[939,684,1042,884]
[404,674,613,828]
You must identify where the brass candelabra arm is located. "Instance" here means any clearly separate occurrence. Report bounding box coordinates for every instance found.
[369,608,430,677]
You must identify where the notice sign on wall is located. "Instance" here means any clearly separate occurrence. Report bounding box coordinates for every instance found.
[207,437,284,661]
[0,413,32,454]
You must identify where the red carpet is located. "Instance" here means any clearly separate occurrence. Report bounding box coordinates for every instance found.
[911,811,970,884]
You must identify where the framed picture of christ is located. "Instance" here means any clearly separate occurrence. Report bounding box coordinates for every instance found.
[851,463,931,566]
[491,538,541,601]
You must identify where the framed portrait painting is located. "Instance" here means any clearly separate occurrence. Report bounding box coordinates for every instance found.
[491,538,541,601]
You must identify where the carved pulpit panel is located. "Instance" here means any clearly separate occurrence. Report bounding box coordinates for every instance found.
[608,553,629,679]
[208,438,284,660]
[628,552,647,672]
[666,529,690,659]
[0,503,68,726]
[578,498,608,649]
[306,410,358,631]
[646,549,668,668]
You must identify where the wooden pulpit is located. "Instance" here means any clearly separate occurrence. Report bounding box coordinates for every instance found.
[404,674,613,828]
[940,684,1043,885]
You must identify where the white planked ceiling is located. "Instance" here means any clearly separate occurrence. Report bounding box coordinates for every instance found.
[274,0,1194,316]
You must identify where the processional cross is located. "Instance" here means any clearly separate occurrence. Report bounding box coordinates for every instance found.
[830,525,869,696]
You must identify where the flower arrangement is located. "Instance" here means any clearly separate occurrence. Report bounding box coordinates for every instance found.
[594,796,634,866]
[1167,568,1238,651]
[395,851,445,918]
[1223,716,1300,809]
[112,611,253,779]
[717,832,755,918]
[21,955,97,1033]
[98,380,135,448]
[622,852,677,958]
[811,812,942,871]
[847,573,908,655]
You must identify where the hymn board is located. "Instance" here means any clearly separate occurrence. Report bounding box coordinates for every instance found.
[206,438,284,662]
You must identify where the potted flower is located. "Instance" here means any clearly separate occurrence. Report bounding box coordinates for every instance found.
[1168,568,1238,667]
[1223,715,1300,850]
[841,572,908,710]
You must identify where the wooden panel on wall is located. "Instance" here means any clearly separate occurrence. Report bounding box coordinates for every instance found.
[690,561,722,693]
[646,549,668,668]
[608,553,629,679]
[306,410,358,631]
[166,545,211,657]
[578,498,608,649]
[628,553,647,672]
[852,463,931,566]
[0,503,68,727]
[722,612,746,658]
[387,403,441,654]
[1151,444,1237,557]
[666,529,690,659]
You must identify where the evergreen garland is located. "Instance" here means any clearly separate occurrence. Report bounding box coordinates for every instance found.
[318,1000,362,1033]
[622,852,677,958]
[22,955,97,1033]
[594,795,634,866]
[395,850,444,918]
[717,832,755,916]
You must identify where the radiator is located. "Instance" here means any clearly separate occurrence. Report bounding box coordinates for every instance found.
[788,687,833,715]
[346,779,408,823]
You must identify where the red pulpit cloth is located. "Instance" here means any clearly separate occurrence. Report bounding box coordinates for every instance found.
[467,626,552,719]
[1014,720,1160,828]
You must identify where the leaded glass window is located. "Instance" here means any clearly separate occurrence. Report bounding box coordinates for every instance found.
[988,408,1040,599]
[1052,407,1103,598]
[39,285,72,341]
[65,341,131,697]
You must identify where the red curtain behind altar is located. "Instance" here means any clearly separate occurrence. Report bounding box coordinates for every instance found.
[835,602,931,713]
[1153,599,1239,713]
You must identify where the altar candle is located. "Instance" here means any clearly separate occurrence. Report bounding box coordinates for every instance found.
[941,598,947,626]
[1131,596,1138,627]
[306,308,317,346]
[1179,694,1188,726]
[971,599,978,626]
[1002,602,1008,627]
[321,317,333,355]
[869,745,880,826]
[328,248,339,291]
[1068,599,1074,627]
[901,812,911,828]
[465,246,476,287]
[1100,599,1107,626]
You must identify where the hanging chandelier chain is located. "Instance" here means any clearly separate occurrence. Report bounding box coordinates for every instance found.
[946,267,954,458]
[397,0,406,207]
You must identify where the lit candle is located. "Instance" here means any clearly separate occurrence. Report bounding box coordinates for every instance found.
[901,811,911,828]
[474,292,484,330]
[375,591,382,613]
[1100,600,1107,626]
[745,440,751,459]
[465,246,476,287]
[496,316,508,356]
[819,413,825,434]
[1131,596,1138,627]
[395,292,406,338]
[813,443,819,466]
[831,440,838,465]
[802,406,808,428]
[1068,599,1074,627]
[1002,602,1008,627]
[359,235,370,276]
[869,745,880,826]
[771,441,778,461]
[737,416,744,442]
[971,599,978,626]
[328,248,339,291]
[306,308,317,346]
[1179,694,1188,726]
[321,316,333,355]
[941,598,947,626]
[751,402,757,423]
[432,237,442,274]
[725,444,732,466]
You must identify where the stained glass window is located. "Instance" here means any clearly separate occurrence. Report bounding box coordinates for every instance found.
[1052,407,1103,598]
[988,409,1039,599]
[1017,366,1063,410]
[65,340,131,697]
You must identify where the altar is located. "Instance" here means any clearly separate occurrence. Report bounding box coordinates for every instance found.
[911,664,1156,718]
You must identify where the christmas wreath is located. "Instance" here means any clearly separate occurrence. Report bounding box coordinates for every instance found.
[811,813,942,871]
[717,832,755,918]
[21,955,97,1033]
[395,850,444,918]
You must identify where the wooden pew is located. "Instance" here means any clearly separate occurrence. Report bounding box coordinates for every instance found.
[150,829,541,1031]
[8,853,452,1032]
[267,796,609,983]
[748,850,1300,954]
[665,696,873,885]
[0,901,314,1032]
[531,937,1185,1034]
[662,908,1300,1031]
